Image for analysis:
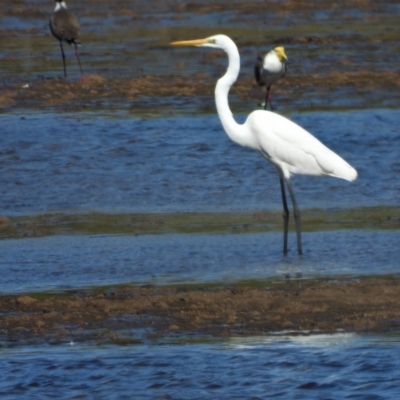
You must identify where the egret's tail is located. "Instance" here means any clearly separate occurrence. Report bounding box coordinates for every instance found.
[334,163,358,182]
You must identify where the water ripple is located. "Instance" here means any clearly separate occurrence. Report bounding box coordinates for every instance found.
[0,334,399,399]
[1,109,398,216]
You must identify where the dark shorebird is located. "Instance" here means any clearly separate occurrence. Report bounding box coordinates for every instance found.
[254,46,287,110]
[49,0,84,78]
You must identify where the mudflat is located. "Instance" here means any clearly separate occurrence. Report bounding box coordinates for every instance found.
[2,276,400,345]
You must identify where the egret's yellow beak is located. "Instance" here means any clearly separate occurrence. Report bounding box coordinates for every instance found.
[170,38,209,47]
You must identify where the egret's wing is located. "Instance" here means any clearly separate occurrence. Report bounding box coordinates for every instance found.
[247,111,357,181]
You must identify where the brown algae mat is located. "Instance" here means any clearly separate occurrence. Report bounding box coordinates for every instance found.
[2,276,400,346]
[1,70,400,112]
[1,0,400,111]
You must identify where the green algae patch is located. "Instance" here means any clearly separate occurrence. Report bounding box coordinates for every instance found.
[0,206,398,240]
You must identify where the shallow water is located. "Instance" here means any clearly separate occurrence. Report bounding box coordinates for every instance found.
[1,230,399,295]
[1,334,400,399]
[1,109,398,215]
[0,109,399,293]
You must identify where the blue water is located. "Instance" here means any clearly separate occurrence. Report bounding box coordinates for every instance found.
[1,108,399,397]
[0,229,399,294]
[1,109,398,215]
[1,109,399,293]
[1,334,400,399]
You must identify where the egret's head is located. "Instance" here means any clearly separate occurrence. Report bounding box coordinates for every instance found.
[274,46,288,62]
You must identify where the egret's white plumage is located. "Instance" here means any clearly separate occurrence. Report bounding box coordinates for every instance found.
[245,110,357,181]
[171,34,357,255]
[255,46,287,110]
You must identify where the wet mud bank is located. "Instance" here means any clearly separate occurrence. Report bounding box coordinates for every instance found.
[1,70,399,113]
[2,276,400,346]
[1,0,400,112]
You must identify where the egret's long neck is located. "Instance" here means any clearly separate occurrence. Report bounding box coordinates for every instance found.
[215,44,247,146]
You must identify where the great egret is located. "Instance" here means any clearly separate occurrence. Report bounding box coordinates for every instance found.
[254,46,287,110]
[171,34,357,255]
[49,0,84,79]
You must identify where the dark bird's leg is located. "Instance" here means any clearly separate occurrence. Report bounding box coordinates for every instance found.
[279,177,289,255]
[265,85,274,111]
[59,41,67,78]
[74,43,84,79]
[286,178,303,255]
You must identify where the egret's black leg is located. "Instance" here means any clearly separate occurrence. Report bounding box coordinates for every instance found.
[74,43,84,79]
[286,178,303,255]
[279,177,289,255]
[59,41,67,78]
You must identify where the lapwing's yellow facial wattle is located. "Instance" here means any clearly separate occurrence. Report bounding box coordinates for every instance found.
[274,46,288,62]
